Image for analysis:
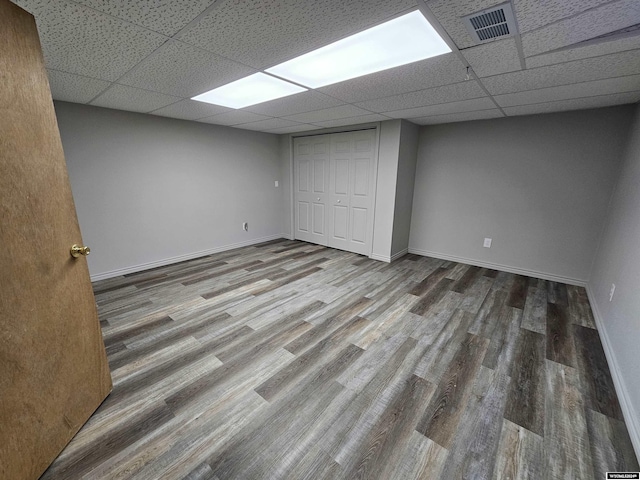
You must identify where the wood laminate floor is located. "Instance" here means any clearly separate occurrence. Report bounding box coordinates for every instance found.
[43,239,639,479]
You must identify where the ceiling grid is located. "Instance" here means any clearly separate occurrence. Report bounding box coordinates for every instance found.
[11,0,640,132]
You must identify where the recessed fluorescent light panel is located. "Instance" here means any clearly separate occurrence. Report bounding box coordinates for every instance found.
[266,10,451,88]
[192,72,307,109]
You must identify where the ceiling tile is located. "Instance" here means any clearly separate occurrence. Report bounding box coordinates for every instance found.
[526,37,640,68]
[177,0,417,69]
[235,118,304,132]
[14,0,168,81]
[412,109,505,125]
[118,40,255,98]
[503,91,640,116]
[284,105,373,124]
[47,69,111,103]
[90,84,181,112]
[426,0,505,49]
[72,0,216,36]
[513,0,613,34]
[385,97,496,119]
[318,53,468,103]
[355,81,486,112]
[495,75,640,107]
[264,124,321,134]
[521,0,640,57]
[150,99,232,120]
[483,49,640,95]
[312,114,390,128]
[244,91,343,117]
[461,38,523,77]
[197,111,271,126]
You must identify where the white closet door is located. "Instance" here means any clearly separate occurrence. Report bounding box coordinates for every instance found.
[293,135,330,245]
[328,130,377,256]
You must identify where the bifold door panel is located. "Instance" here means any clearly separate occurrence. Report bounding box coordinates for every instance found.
[294,136,331,245]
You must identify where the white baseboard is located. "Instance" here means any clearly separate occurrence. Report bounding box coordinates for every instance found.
[407,248,586,286]
[370,248,408,263]
[586,285,640,461]
[391,248,409,262]
[90,234,287,282]
[369,252,390,263]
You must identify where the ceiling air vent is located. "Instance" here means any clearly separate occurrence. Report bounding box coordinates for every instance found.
[462,2,518,44]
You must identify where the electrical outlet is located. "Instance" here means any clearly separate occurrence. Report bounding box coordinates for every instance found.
[609,283,616,302]
[483,238,492,248]
[275,180,279,187]
[243,222,248,231]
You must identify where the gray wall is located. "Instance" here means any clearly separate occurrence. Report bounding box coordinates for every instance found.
[371,120,401,261]
[55,102,285,280]
[588,103,640,454]
[279,134,293,239]
[409,106,634,284]
[391,120,419,257]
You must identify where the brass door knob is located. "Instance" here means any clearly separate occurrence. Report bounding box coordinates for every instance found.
[70,244,90,258]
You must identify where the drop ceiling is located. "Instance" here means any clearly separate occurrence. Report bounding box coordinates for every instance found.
[13,0,640,133]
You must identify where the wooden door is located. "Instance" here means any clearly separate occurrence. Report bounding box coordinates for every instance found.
[327,130,377,256]
[293,135,330,246]
[0,2,112,479]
